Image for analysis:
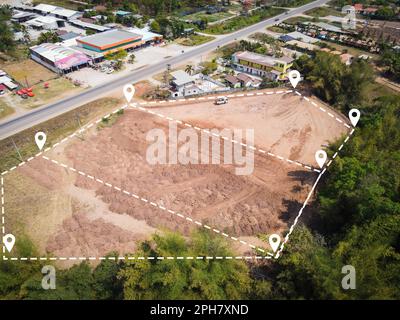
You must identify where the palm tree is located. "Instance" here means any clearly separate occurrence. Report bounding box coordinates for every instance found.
[185,64,194,75]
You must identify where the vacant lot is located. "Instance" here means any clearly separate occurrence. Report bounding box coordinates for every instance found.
[3,59,56,86]
[7,78,83,109]
[205,7,285,34]
[183,10,234,23]
[149,91,348,165]
[3,91,349,259]
[305,6,344,18]
[175,34,215,46]
[0,98,14,120]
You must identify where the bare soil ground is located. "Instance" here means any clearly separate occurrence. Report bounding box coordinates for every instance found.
[4,91,347,259]
[148,91,348,165]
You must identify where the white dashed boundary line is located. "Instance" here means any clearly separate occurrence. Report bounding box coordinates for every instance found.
[2,255,271,261]
[1,90,354,261]
[1,176,4,256]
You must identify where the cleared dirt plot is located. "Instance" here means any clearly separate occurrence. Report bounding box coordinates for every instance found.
[3,91,348,259]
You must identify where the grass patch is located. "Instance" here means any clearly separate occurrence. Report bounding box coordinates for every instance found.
[0,99,15,120]
[3,59,57,86]
[305,6,345,18]
[175,34,215,46]
[283,0,315,7]
[319,41,379,60]
[0,44,30,65]
[97,109,124,129]
[267,25,290,33]
[365,82,400,103]
[183,11,234,23]
[204,7,286,35]
[283,16,311,24]
[0,97,122,173]
[15,78,81,109]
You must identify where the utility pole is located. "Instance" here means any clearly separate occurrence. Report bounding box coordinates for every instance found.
[10,137,23,162]
[76,113,84,140]
[163,63,171,88]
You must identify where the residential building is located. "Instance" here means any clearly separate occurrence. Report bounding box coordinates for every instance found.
[236,73,253,87]
[285,31,318,43]
[340,53,354,65]
[231,51,294,80]
[32,4,58,15]
[125,28,163,45]
[354,4,363,13]
[69,19,111,32]
[170,70,196,97]
[11,11,36,23]
[224,74,241,88]
[0,76,18,90]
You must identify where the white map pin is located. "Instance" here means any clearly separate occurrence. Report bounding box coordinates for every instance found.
[3,234,15,253]
[315,150,327,168]
[35,132,46,151]
[123,84,135,103]
[288,70,301,88]
[349,108,360,127]
[269,234,281,252]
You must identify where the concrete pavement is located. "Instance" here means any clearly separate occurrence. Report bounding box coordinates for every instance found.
[0,0,329,140]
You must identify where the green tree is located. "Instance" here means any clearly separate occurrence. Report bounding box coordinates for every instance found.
[0,4,15,53]
[185,64,194,75]
[37,31,59,44]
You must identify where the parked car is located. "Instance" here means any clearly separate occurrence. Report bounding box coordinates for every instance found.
[215,96,228,105]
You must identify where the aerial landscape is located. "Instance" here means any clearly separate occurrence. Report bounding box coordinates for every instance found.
[0,0,399,308]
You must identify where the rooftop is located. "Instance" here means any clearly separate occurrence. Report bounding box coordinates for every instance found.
[126,27,163,42]
[30,43,90,69]
[0,76,12,84]
[59,32,81,41]
[33,4,81,19]
[77,29,141,49]
[236,73,252,83]
[33,4,58,12]
[233,51,294,67]
[11,11,36,19]
[286,31,319,43]
[51,7,81,19]
[224,74,240,84]
[286,39,319,51]
[308,22,346,33]
[69,19,110,32]
[26,15,63,27]
[171,70,194,86]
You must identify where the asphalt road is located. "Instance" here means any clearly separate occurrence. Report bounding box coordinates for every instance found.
[0,0,329,140]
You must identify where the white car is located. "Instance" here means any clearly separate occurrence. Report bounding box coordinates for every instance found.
[215,96,228,105]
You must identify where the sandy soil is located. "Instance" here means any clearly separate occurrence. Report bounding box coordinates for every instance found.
[4,92,347,259]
